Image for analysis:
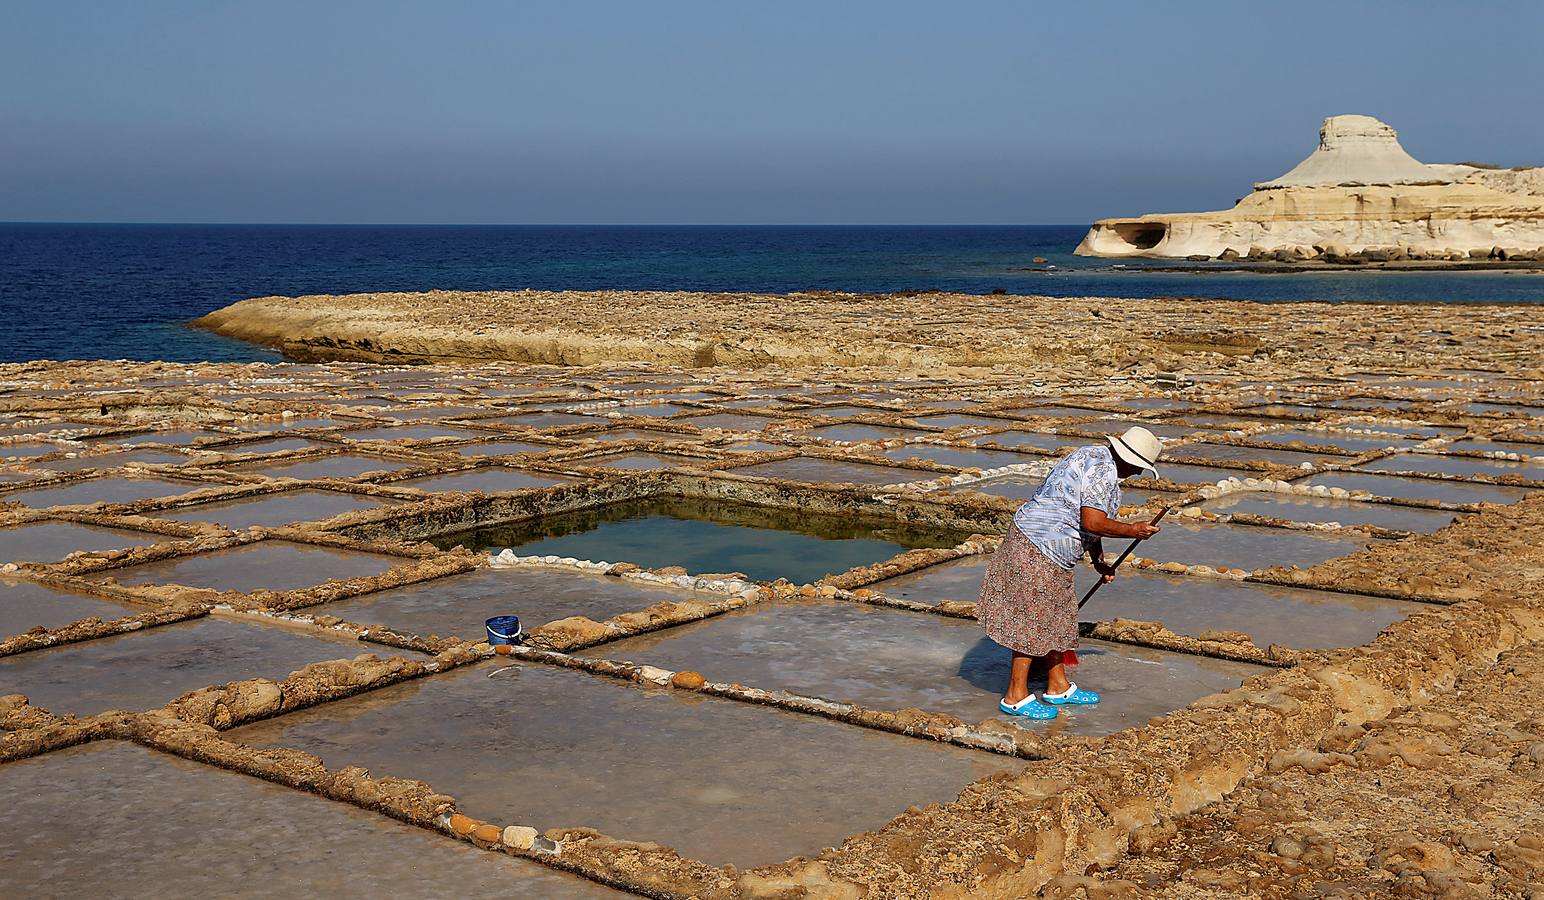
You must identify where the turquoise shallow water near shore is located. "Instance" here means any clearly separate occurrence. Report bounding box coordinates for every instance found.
[2,223,1540,363]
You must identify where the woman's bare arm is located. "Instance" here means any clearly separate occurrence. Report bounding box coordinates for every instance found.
[1080,506,1161,539]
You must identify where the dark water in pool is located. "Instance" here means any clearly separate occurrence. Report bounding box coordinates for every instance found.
[432,496,966,583]
[4,223,1540,363]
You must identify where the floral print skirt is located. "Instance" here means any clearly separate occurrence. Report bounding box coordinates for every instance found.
[976,523,1078,657]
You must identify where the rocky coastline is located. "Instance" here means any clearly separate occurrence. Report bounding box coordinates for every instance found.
[194,288,1544,371]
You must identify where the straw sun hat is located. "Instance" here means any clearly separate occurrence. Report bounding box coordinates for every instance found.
[1107,426,1162,478]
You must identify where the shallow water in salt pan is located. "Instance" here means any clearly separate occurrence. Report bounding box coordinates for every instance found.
[3,476,203,508]
[803,405,898,418]
[30,449,188,472]
[341,424,490,442]
[806,423,925,442]
[1121,519,1376,571]
[99,430,224,446]
[1063,420,1200,440]
[732,457,932,485]
[1443,438,1544,456]
[1068,568,1412,649]
[1173,443,1338,468]
[96,541,399,593]
[0,742,618,898]
[1251,430,1422,453]
[585,600,1264,736]
[486,412,600,428]
[1301,471,1537,505]
[448,439,554,456]
[1004,405,1109,418]
[230,662,1017,867]
[0,520,162,562]
[157,489,391,528]
[863,554,1407,648]
[216,437,327,456]
[910,413,1017,429]
[0,616,363,715]
[235,453,416,481]
[968,430,1073,452]
[582,428,694,443]
[308,567,709,636]
[388,467,577,493]
[862,554,990,605]
[883,445,1042,469]
[381,404,491,420]
[678,413,784,431]
[1196,491,1458,533]
[1358,453,1543,478]
[617,403,693,417]
[1131,463,1250,486]
[581,452,709,471]
[0,577,142,636]
[946,473,1044,501]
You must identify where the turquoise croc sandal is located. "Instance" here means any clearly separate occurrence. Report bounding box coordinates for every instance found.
[1042,683,1100,705]
[999,696,1057,719]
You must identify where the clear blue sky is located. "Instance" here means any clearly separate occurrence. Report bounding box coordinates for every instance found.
[4,1,1541,224]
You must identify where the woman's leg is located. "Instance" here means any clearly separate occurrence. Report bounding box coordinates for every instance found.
[1004,650,1034,704]
[1043,650,1072,695]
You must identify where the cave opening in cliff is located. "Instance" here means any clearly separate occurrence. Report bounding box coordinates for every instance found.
[1109,221,1167,251]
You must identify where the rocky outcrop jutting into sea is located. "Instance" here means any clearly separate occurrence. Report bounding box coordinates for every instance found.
[1076,114,1544,261]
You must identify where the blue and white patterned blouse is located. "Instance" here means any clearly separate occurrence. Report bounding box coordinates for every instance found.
[1011,444,1122,570]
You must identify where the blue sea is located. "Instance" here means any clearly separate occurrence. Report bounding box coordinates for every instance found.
[1,223,1540,364]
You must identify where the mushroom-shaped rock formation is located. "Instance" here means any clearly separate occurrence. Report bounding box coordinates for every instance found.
[1075,115,1544,260]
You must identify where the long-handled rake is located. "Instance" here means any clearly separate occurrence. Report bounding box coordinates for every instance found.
[1078,506,1170,609]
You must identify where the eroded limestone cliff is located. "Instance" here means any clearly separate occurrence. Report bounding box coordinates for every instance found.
[1077,115,1544,261]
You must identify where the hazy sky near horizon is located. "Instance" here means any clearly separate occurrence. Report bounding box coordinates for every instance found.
[5,1,1542,225]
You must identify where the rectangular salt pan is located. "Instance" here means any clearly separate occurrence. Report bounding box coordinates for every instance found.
[94,541,399,594]
[969,431,1072,452]
[1115,519,1375,572]
[806,424,924,442]
[229,662,1017,867]
[947,473,1043,501]
[1253,430,1422,453]
[583,428,696,443]
[1173,443,1338,468]
[3,476,203,508]
[0,616,367,716]
[236,454,417,480]
[451,440,553,456]
[581,453,707,471]
[1357,453,1544,479]
[1301,472,1537,505]
[584,600,1264,737]
[679,413,784,431]
[1196,491,1457,533]
[1069,568,1412,649]
[884,445,1041,469]
[0,578,143,637]
[864,557,1408,649]
[306,567,710,637]
[31,449,188,472]
[388,468,577,493]
[157,489,391,528]
[341,425,491,442]
[0,521,162,563]
[0,742,620,898]
[731,457,931,485]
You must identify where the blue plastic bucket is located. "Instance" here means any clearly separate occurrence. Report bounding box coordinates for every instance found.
[485,615,522,646]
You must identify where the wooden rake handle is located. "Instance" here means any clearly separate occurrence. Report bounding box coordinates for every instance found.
[1078,506,1171,610]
